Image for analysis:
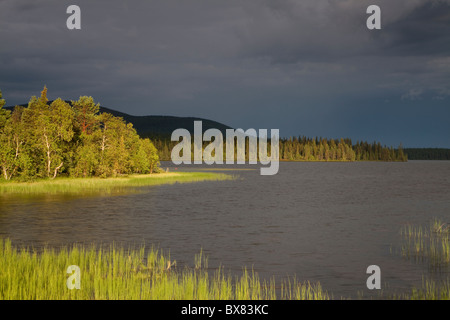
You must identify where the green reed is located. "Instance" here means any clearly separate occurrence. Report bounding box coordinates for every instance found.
[0,239,329,300]
[392,277,450,300]
[400,219,450,269]
[280,276,330,300]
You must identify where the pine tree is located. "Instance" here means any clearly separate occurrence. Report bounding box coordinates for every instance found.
[72,96,100,135]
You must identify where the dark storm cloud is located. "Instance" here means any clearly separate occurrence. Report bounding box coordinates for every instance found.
[379,2,450,56]
[236,0,450,60]
[1,0,449,147]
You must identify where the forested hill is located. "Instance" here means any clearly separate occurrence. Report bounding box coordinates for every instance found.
[4,99,408,163]
[5,102,233,137]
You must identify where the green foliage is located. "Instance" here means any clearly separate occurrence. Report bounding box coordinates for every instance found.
[0,90,8,129]
[72,96,100,135]
[139,138,160,174]
[0,88,160,180]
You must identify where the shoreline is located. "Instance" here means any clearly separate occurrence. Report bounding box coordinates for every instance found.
[0,172,234,195]
[0,238,329,300]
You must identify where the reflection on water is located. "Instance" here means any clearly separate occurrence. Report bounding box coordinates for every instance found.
[1,161,449,298]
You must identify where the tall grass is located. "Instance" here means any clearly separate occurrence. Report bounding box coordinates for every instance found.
[0,239,329,300]
[400,218,450,269]
[0,172,233,196]
[396,219,450,300]
[392,277,450,300]
[408,277,450,300]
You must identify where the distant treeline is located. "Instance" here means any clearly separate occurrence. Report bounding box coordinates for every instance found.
[0,88,160,181]
[149,135,408,162]
[403,148,450,160]
[280,137,407,162]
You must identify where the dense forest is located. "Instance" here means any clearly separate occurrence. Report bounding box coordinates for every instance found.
[279,137,407,161]
[150,135,408,162]
[403,148,450,160]
[0,88,160,181]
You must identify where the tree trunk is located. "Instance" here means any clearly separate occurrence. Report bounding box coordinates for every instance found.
[2,166,9,181]
[43,132,51,177]
[52,162,64,179]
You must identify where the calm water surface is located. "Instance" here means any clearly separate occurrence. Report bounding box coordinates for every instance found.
[1,161,449,298]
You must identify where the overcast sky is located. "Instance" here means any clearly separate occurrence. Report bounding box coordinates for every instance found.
[1,0,449,147]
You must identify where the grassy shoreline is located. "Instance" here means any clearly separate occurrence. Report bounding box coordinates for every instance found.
[0,239,329,300]
[0,220,450,300]
[0,172,234,195]
[0,232,449,299]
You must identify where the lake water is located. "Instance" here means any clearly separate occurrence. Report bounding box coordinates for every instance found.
[1,161,449,299]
